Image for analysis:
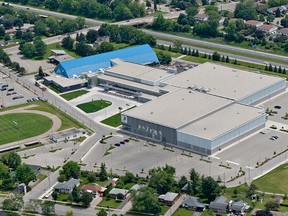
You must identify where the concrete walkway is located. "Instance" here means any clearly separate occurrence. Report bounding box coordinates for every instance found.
[0,104,62,149]
[164,194,186,216]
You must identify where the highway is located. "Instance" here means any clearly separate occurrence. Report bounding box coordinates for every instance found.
[144,30,288,68]
[2,1,288,68]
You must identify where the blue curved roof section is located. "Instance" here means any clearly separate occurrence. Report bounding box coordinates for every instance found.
[55,44,159,78]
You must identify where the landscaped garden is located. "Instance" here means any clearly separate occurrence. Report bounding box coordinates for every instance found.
[0,113,53,145]
[77,100,112,113]
[60,90,89,101]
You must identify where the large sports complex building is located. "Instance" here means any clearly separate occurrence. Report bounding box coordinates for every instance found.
[47,44,286,155]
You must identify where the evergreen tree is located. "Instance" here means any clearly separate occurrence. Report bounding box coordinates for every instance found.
[99,163,108,181]
[192,49,195,56]
[268,64,273,71]
[221,55,225,62]
[183,47,188,55]
[204,53,207,58]
[195,49,199,57]
[38,66,44,78]
[283,68,287,74]
[274,65,277,72]
[234,59,238,64]
[168,45,172,51]
[278,66,282,74]
[71,186,81,203]
[188,48,191,55]
[265,64,268,71]
[208,54,212,59]
[225,56,230,63]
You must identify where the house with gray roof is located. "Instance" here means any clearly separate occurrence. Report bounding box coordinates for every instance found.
[182,196,208,211]
[54,178,80,194]
[130,184,145,192]
[108,188,128,199]
[158,192,179,206]
[209,196,232,214]
[231,201,250,215]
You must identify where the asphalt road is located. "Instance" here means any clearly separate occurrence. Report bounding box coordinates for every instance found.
[144,30,288,68]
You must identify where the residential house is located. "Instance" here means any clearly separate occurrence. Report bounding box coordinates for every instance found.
[108,188,128,199]
[209,196,232,214]
[194,14,209,22]
[130,184,145,192]
[54,178,80,194]
[252,209,286,216]
[231,201,250,215]
[81,184,107,195]
[257,24,278,34]
[105,178,118,187]
[277,28,288,36]
[267,5,288,14]
[5,28,17,35]
[158,192,179,206]
[245,20,264,28]
[182,196,208,211]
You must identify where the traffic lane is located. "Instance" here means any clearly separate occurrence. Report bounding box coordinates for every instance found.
[144,30,288,67]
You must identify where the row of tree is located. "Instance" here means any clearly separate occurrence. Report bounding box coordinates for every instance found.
[19,38,47,59]
[5,0,145,21]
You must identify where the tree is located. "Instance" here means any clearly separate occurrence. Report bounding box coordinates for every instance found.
[45,16,61,35]
[131,186,161,215]
[225,56,230,63]
[15,164,36,185]
[34,39,47,58]
[2,173,14,189]
[0,161,9,179]
[1,152,21,169]
[269,63,273,71]
[189,168,201,195]
[38,66,44,78]
[233,188,238,197]
[2,194,24,211]
[34,20,47,35]
[97,209,107,216]
[96,42,114,54]
[281,18,288,27]
[148,165,175,194]
[275,7,281,17]
[212,52,221,61]
[178,176,188,189]
[99,162,108,181]
[186,6,199,16]
[62,161,80,179]
[265,201,279,211]
[71,186,81,203]
[256,210,273,216]
[86,29,98,43]
[80,191,93,206]
[0,26,5,38]
[41,201,55,216]
[202,176,221,201]
[62,36,74,50]
[173,40,183,52]
[156,51,172,64]
[88,173,96,183]
[65,210,75,216]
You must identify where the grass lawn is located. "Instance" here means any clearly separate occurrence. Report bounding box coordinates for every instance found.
[201,209,216,216]
[153,48,182,58]
[60,90,89,101]
[111,43,130,50]
[160,204,170,215]
[172,207,194,216]
[27,101,90,131]
[101,106,136,127]
[57,193,71,202]
[98,197,122,208]
[77,100,112,113]
[252,163,288,194]
[0,113,53,145]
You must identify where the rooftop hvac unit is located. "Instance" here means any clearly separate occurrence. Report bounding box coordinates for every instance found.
[202,88,210,93]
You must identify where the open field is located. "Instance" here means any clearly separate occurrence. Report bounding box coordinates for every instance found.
[0,113,53,145]
[77,100,112,113]
[252,163,288,194]
[60,90,89,101]
[27,101,89,131]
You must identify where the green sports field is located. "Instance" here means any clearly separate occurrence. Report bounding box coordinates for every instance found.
[77,100,112,113]
[0,113,53,145]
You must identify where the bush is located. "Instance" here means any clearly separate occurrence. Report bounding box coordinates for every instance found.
[58,174,66,182]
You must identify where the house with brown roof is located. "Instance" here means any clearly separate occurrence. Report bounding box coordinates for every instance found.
[194,14,208,22]
[245,20,264,28]
[277,28,288,36]
[257,24,278,34]
[81,184,107,195]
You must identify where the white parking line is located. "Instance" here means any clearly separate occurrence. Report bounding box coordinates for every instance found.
[210,155,220,160]
[226,160,239,166]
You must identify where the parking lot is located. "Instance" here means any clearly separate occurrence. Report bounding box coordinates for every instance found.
[0,72,36,107]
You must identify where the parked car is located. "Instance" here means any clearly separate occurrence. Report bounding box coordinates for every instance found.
[2,84,8,88]
[11,92,17,95]
[1,88,7,91]
[6,93,11,96]
[124,139,130,142]
[7,88,14,91]
[274,105,281,109]
[120,141,125,145]
[114,143,120,147]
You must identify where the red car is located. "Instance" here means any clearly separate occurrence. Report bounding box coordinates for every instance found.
[41,87,47,91]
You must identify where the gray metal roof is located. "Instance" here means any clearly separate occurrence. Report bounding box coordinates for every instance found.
[109,188,128,196]
[54,178,80,190]
[182,196,208,208]
[162,62,285,101]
